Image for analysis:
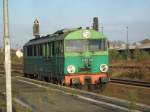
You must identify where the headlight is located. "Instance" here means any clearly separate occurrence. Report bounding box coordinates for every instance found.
[82,30,91,38]
[100,64,108,72]
[67,65,76,74]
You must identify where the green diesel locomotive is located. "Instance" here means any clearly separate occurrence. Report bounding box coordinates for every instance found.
[23,28,109,88]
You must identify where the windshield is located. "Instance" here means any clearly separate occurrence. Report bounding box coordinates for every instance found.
[65,40,87,52]
[65,39,107,52]
[89,39,107,51]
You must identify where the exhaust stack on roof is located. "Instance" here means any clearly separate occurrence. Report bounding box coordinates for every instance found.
[93,17,99,31]
[33,19,40,38]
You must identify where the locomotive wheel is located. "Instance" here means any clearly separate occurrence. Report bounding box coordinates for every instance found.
[24,73,28,77]
[81,84,94,91]
[98,83,107,92]
[70,83,81,89]
[92,82,107,92]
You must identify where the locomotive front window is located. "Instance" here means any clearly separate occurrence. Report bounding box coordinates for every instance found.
[65,40,87,52]
[89,39,107,51]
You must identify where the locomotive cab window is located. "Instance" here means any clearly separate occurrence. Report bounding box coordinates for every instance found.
[65,40,87,52]
[89,39,107,51]
[65,39,107,52]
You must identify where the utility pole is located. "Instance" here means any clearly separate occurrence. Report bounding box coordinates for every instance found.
[3,0,12,112]
[126,26,129,61]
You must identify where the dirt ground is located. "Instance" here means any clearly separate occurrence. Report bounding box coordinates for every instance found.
[1,74,150,111]
[0,76,117,112]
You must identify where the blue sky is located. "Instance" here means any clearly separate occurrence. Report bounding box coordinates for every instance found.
[0,0,150,48]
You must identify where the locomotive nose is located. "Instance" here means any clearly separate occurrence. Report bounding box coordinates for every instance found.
[82,51,92,64]
[82,58,92,67]
[80,57,92,72]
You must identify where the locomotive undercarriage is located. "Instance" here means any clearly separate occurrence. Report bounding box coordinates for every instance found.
[24,72,109,91]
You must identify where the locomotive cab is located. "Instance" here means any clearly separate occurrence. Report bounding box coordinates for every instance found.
[64,29,109,88]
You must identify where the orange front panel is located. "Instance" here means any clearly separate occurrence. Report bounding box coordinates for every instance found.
[65,73,107,85]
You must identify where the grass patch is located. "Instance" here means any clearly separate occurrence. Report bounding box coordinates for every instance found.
[128,90,138,112]
[71,92,78,98]
[14,101,32,112]
[45,89,56,105]
[0,94,6,112]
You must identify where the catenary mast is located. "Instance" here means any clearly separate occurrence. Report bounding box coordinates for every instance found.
[3,0,12,112]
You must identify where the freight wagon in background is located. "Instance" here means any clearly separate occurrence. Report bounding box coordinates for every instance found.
[23,18,109,89]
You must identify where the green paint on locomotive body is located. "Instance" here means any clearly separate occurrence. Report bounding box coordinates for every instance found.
[23,29,109,79]
[65,30,106,40]
[64,29,109,75]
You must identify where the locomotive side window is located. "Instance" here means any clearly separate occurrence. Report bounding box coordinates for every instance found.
[27,45,33,56]
[60,40,64,55]
[55,41,58,55]
[33,45,37,56]
[37,44,42,56]
[42,43,46,57]
[24,47,27,56]
[49,43,53,57]
[52,42,55,56]
[48,43,51,57]
[45,44,47,56]
[56,41,63,55]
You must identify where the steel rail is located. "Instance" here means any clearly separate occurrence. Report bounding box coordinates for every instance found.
[110,78,150,88]
[109,65,150,69]
[1,66,150,88]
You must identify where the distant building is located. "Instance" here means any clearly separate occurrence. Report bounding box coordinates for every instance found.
[16,50,23,58]
[109,39,150,52]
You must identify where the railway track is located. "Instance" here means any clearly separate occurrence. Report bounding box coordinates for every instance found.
[110,78,150,88]
[0,63,150,88]
[0,66,150,88]
[0,64,23,70]
[0,72,150,111]
[1,64,150,71]
[109,65,150,69]
[0,64,23,74]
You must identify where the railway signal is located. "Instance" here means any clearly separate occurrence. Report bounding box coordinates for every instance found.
[3,0,12,112]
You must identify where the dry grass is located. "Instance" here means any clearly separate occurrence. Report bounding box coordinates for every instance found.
[0,50,23,65]
[110,66,150,81]
[101,83,150,105]
[0,95,6,112]
[14,102,32,112]
[46,88,56,105]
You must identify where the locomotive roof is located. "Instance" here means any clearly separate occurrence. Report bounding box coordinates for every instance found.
[24,28,107,46]
[24,28,77,46]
